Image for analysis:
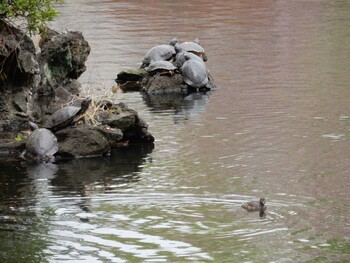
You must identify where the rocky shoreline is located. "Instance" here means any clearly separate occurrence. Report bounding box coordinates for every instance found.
[0,20,154,161]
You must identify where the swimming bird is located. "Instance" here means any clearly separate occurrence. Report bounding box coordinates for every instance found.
[241,197,267,216]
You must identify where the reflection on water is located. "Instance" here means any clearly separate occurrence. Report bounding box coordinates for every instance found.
[1,0,350,262]
[143,91,211,123]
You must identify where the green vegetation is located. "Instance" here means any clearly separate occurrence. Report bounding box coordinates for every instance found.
[15,133,25,141]
[0,0,64,34]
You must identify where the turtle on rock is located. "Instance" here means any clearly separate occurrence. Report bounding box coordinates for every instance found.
[173,38,208,61]
[140,39,177,68]
[23,127,58,163]
[174,51,206,68]
[45,97,92,132]
[180,53,209,90]
[146,60,177,76]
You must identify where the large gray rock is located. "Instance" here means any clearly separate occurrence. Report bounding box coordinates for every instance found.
[123,127,155,144]
[39,31,90,87]
[0,20,90,135]
[55,125,110,158]
[115,69,147,92]
[34,31,90,123]
[95,103,154,143]
[96,125,123,147]
[0,140,25,159]
[95,108,137,131]
[143,74,186,95]
[0,20,38,133]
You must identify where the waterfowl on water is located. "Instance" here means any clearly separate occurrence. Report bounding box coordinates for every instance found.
[241,197,267,213]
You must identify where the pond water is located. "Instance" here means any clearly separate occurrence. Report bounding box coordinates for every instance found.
[1,0,350,262]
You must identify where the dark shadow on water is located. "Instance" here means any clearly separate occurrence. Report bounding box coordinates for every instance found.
[0,160,51,262]
[0,144,154,200]
[51,143,154,195]
[0,144,154,261]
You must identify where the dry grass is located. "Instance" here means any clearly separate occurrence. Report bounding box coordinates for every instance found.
[76,71,120,125]
[54,61,123,126]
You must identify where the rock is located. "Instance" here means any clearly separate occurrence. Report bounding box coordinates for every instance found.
[142,71,216,95]
[33,31,90,122]
[115,69,147,92]
[12,90,30,113]
[94,103,154,144]
[135,115,148,129]
[55,124,110,158]
[0,21,90,137]
[96,125,123,147]
[0,140,25,159]
[0,20,36,56]
[0,20,38,131]
[123,115,154,143]
[0,21,155,160]
[61,79,81,95]
[123,128,155,144]
[116,69,147,82]
[0,117,30,134]
[39,31,90,86]
[142,74,186,95]
[0,22,37,91]
[95,108,137,131]
[38,27,59,48]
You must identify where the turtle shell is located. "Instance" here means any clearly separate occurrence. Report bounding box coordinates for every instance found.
[45,98,91,132]
[141,44,176,68]
[146,60,177,73]
[45,106,81,131]
[175,51,204,68]
[180,41,204,53]
[180,59,209,88]
[26,128,58,161]
[179,41,207,61]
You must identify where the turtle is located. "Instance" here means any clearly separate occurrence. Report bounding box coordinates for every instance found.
[45,97,92,132]
[241,197,267,217]
[174,51,205,68]
[140,43,176,68]
[180,57,209,89]
[175,38,208,61]
[24,128,58,163]
[146,60,177,76]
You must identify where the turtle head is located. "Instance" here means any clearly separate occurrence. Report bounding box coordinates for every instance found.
[169,37,178,46]
[174,43,182,53]
[183,52,192,61]
[80,97,92,113]
[194,38,201,45]
[202,52,208,62]
[28,121,39,131]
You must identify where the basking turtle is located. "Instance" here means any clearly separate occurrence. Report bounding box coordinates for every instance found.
[45,97,92,132]
[140,44,176,68]
[146,60,177,76]
[175,38,208,61]
[180,57,209,89]
[25,128,58,163]
[174,51,205,68]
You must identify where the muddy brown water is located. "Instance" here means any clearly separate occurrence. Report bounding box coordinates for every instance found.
[1,0,350,262]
